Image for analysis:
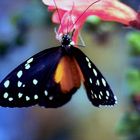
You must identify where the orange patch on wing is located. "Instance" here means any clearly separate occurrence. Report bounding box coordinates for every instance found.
[54,56,84,93]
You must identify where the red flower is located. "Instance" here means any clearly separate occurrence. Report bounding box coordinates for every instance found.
[43,0,139,43]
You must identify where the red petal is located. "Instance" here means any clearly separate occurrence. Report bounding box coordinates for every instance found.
[43,0,138,43]
[52,10,66,23]
[90,0,137,25]
[57,10,85,43]
[43,0,137,24]
[129,11,140,30]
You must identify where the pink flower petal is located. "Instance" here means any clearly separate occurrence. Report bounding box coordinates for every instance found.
[43,0,138,43]
[129,11,140,30]
[52,10,66,23]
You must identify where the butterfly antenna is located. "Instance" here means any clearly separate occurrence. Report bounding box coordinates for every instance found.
[67,1,75,34]
[69,0,100,32]
[71,28,75,38]
[53,0,63,34]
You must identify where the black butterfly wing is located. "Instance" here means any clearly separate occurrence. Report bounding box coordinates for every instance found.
[0,47,75,108]
[72,47,117,107]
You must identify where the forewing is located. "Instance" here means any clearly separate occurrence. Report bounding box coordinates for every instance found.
[72,47,117,107]
[0,47,75,108]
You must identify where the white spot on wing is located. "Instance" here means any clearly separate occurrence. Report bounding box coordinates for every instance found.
[44,90,48,96]
[8,97,13,101]
[34,94,38,100]
[4,80,10,88]
[85,57,89,62]
[25,64,31,69]
[22,84,25,87]
[33,79,38,85]
[99,95,102,99]
[27,58,33,64]
[100,91,103,96]
[94,94,97,98]
[49,96,53,100]
[93,69,97,76]
[89,78,92,84]
[101,78,106,87]
[26,96,30,101]
[88,62,91,68]
[18,93,23,98]
[17,81,22,87]
[17,70,23,78]
[91,95,94,99]
[3,92,9,98]
[96,80,100,86]
[106,96,109,100]
[106,90,110,96]
[114,96,117,101]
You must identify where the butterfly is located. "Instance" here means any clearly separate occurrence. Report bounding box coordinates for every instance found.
[0,32,117,108]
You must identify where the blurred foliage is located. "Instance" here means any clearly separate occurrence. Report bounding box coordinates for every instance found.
[0,41,9,55]
[127,69,140,93]
[87,15,101,26]
[116,112,140,139]
[85,16,117,45]
[0,16,28,55]
[116,29,140,140]
[127,31,140,55]
[16,0,49,26]
[131,93,140,113]
[0,0,52,56]
[12,16,29,46]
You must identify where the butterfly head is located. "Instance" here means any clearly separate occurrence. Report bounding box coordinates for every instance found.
[61,34,75,47]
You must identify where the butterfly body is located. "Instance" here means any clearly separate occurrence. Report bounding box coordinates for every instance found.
[0,33,117,108]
